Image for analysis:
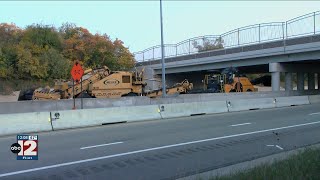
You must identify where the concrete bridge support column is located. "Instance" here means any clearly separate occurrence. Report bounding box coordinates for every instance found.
[271,72,280,91]
[285,72,293,91]
[297,72,305,91]
[308,73,315,90]
[318,73,320,90]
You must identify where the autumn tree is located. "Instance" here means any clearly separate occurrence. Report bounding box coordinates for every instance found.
[0,22,134,83]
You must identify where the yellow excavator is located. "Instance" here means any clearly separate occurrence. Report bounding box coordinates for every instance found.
[31,66,193,100]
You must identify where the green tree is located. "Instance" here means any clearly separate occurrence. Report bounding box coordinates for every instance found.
[192,37,224,52]
[41,48,70,79]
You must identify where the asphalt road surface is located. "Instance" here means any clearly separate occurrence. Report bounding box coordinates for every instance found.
[1,103,320,180]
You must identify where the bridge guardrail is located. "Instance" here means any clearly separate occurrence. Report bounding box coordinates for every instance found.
[134,11,320,62]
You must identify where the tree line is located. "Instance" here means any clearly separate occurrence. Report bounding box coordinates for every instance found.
[0,23,135,81]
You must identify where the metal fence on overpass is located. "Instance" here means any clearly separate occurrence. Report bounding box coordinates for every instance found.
[133,11,320,62]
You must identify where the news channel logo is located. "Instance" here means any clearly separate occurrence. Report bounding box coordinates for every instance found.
[10,135,38,160]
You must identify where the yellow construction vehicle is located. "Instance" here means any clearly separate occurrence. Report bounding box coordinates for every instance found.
[203,73,256,93]
[31,66,193,100]
[146,79,193,98]
[188,67,257,94]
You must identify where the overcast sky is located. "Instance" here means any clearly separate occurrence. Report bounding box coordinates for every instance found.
[0,1,319,53]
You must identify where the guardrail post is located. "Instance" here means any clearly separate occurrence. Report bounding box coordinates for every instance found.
[258,24,261,43]
[176,45,178,56]
[153,47,155,60]
[282,22,285,39]
[237,28,240,45]
[314,12,316,34]
[282,22,286,52]
[285,21,288,39]
[188,39,191,54]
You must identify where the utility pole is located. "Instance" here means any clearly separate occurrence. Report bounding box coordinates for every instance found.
[160,0,166,97]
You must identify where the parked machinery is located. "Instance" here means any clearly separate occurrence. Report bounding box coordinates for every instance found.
[203,67,257,93]
[187,67,257,94]
[146,79,193,98]
[31,66,193,100]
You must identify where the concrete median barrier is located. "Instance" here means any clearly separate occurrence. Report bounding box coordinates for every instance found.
[159,101,228,119]
[227,98,276,112]
[0,112,52,136]
[51,105,161,130]
[275,96,310,107]
[308,95,320,104]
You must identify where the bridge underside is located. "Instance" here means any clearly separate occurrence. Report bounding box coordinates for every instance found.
[143,60,320,93]
[137,35,320,93]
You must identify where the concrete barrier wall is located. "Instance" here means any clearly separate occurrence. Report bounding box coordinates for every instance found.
[0,94,318,136]
[51,105,161,130]
[0,112,51,136]
[159,101,228,119]
[275,96,310,107]
[227,98,276,112]
[0,91,318,115]
[308,95,320,104]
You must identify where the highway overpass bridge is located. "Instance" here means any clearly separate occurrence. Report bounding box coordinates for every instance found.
[134,11,320,92]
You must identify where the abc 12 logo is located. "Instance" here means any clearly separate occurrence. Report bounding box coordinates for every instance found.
[11,135,38,160]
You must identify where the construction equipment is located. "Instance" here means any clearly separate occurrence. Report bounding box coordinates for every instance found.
[146,79,193,98]
[31,66,192,100]
[32,67,109,100]
[202,67,257,93]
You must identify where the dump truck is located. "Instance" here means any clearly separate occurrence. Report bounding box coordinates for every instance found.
[31,66,193,100]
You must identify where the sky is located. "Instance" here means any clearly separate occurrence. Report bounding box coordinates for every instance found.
[0,1,319,53]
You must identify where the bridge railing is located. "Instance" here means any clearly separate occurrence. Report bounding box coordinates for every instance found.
[134,11,320,62]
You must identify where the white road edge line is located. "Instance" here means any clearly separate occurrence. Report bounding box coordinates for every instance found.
[1,120,320,178]
[80,142,123,150]
[230,122,251,127]
[276,145,284,150]
[309,112,320,116]
[266,145,274,147]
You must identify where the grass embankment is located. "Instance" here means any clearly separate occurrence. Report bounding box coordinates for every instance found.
[211,148,320,180]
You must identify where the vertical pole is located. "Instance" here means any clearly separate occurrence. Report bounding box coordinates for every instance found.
[318,73,320,90]
[283,22,286,53]
[271,72,280,92]
[153,47,155,60]
[160,0,166,97]
[285,72,293,91]
[258,24,261,43]
[285,21,288,39]
[314,12,316,34]
[297,72,304,91]
[282,22,285,40]
[72,79,75,109]
[80,77,83,109]
[188,39,191,54]
[237,28,240,45]
[143,53,144,62]
[176,45,178,56]
[308,73,315,90]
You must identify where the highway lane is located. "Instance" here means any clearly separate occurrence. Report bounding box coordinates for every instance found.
[0,103,319,179]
